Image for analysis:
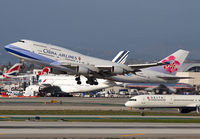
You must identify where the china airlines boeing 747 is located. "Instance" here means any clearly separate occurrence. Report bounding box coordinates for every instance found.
[5,40,170,85]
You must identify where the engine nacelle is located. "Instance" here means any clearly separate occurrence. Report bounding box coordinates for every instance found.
[111,66,125,74]
[178,108,196,113]
[76,66,89,74]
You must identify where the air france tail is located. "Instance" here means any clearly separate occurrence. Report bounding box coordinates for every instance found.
[3,63,21,78]
[148,49,189,75]
[112,50,130,64]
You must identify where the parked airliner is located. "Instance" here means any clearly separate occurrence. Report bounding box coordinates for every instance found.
[125,95,200,113]
[38,74,117,93]
[5,40,169,85]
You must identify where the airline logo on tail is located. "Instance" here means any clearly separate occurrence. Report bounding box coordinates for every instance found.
[162,55,180,73]
[112,50,130,64]
[148,49,189,75]
[38,67,50,76]
[3,63,21,78]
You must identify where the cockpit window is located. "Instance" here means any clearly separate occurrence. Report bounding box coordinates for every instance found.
[18,40,25,43]
[129,98,137,101]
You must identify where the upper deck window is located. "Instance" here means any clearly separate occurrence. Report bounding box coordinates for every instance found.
[18,40,25,43]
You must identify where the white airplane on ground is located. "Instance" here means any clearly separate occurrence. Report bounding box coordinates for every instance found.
[125,95,200,114]
[38,74,117,93]
[5,40,170,85]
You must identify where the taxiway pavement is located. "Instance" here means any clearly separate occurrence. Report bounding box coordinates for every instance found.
[0,122,199,138]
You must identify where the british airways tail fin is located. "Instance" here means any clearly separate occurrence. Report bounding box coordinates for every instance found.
[38,67,50,76]
[148,49,189,75]
[112,50,130,64]
[3,63,22,78]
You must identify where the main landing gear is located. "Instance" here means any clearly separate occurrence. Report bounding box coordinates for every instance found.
[75,76,81,85]
[86,78,98,85]
[75,76,99,85]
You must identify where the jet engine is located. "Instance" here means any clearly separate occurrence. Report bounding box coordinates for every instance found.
[76,66,89,74]
[111,66,125,74]
[178,108,196,113]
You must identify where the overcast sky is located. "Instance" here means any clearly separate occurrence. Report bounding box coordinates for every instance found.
[0,0,200,64]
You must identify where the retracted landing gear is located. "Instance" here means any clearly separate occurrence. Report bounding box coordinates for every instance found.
[75,76,81,85]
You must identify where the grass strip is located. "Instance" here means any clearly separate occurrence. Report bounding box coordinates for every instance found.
[0,110,199,116]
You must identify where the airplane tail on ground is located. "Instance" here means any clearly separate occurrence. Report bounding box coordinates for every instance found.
[112,50,130,64]
[3,63,22,78]
[38,67,50,76]
[148,49,189,75]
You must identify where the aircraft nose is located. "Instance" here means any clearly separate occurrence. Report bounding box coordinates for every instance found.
[125,101,131,107]
[4,44,14,52]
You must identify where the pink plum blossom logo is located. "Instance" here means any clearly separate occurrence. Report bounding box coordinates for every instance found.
[162,55,180,73]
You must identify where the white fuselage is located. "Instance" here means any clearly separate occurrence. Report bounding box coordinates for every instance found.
[125,95,200,108]
[38,74,115,93]
[5,40,131,75]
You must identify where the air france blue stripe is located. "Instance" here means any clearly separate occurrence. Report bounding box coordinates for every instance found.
[118,52,129,64]
[115,51,127,63]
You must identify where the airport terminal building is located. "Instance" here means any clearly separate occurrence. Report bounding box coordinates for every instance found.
[176,63,200,89]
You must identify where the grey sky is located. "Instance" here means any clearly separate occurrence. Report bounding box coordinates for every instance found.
[0,0,200,64]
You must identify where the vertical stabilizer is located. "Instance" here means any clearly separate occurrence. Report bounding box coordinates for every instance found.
[3,63,22,78]
[112,50,130,64]
[148,49,189,75]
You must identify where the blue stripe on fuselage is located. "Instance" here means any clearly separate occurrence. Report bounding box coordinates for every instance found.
[5,45,56,64]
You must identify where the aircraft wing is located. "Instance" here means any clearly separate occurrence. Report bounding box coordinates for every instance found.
[53,60,170,77]
[128,61,168,71]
